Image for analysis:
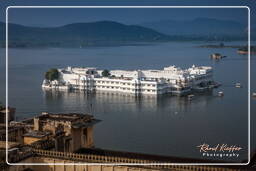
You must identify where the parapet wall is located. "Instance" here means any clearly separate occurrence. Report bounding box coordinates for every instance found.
[31,149,249,171]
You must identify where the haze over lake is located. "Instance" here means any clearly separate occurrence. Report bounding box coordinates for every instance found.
[0,41,255,161]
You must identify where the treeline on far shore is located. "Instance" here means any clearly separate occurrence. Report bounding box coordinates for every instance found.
[199,43,256,53]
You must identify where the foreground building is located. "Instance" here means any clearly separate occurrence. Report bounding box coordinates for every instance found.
[0,111,100,155]
[0,108,255,171]
[42,65,218,95]
[32,112,99,152]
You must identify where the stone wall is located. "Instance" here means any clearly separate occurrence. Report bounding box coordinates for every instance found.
[5,156,253,171]
[7,157,160,171]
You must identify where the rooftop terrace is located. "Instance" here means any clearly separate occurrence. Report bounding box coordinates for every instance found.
[35,112,94,122]
[23,130,51,138]
[0,141,20,149]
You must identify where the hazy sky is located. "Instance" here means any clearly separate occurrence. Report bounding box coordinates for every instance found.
[5,8,249,27]
[0,0,255,27]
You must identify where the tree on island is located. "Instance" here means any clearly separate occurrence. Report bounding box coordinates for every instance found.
[86,70,96,75]
[101,69,110,77]
[45,68,59,81]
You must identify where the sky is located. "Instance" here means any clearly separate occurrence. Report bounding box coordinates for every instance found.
[5,8,249,27]
[0,0,255,27]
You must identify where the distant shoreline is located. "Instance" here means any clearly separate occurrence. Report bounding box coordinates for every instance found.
[198,44,256,54]
[1,40,252,49]
[198,44,246,48]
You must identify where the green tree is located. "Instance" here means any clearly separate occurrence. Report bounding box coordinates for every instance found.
[45,68,59,81]
[101,69,110,77]
[86,70,96,75]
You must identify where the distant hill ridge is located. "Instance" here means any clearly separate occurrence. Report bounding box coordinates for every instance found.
[140,17,248,36]
[0,20,173,48]
[0,19,250,48]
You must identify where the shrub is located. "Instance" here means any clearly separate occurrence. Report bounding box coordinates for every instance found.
[45,68,59,81]
[101,69,110,77]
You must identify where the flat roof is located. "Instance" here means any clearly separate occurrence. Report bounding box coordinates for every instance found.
[36,113,94,122]
[0,141,20,149]
[0,124,24,134]
[23,130,51,138]
[72,119,101,128]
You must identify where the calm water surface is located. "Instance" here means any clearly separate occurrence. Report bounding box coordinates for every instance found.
[0,42,255,162]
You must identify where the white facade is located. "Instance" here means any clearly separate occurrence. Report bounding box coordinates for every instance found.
[42,65,216,95]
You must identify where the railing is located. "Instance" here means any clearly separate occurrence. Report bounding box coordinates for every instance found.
[32,149,247,171]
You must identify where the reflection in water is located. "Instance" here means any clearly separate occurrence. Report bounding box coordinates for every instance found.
[42,89,214,115]
[42,89,247,161]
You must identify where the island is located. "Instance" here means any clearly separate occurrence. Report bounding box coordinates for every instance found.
[237,46,256,54]
[42,65,220,96]
[199,43,256,55]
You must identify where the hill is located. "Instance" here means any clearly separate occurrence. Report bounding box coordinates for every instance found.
[0,19,251,48]
[140,18,249,41]
[0,21,174,48]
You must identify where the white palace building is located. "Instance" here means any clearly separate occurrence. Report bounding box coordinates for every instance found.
[42,65,218,95]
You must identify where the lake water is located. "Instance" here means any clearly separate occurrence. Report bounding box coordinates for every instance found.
[0,41,255,162]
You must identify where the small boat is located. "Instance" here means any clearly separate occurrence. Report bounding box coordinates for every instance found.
[213,82,221,88]
[210,53,226,60]
[194,86,208,92]
[235,83,242,88]
[252,92,256,97]
[218,91,224,96]
[188,94,195,100]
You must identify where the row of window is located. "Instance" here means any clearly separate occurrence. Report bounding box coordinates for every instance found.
[78,79,173,87]
[79,85,157,92]
[90,80,157,87]
[77,83,191,92]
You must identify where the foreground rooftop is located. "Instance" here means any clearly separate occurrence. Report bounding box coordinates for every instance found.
[35,112,94,122]
[23,130,51,138]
